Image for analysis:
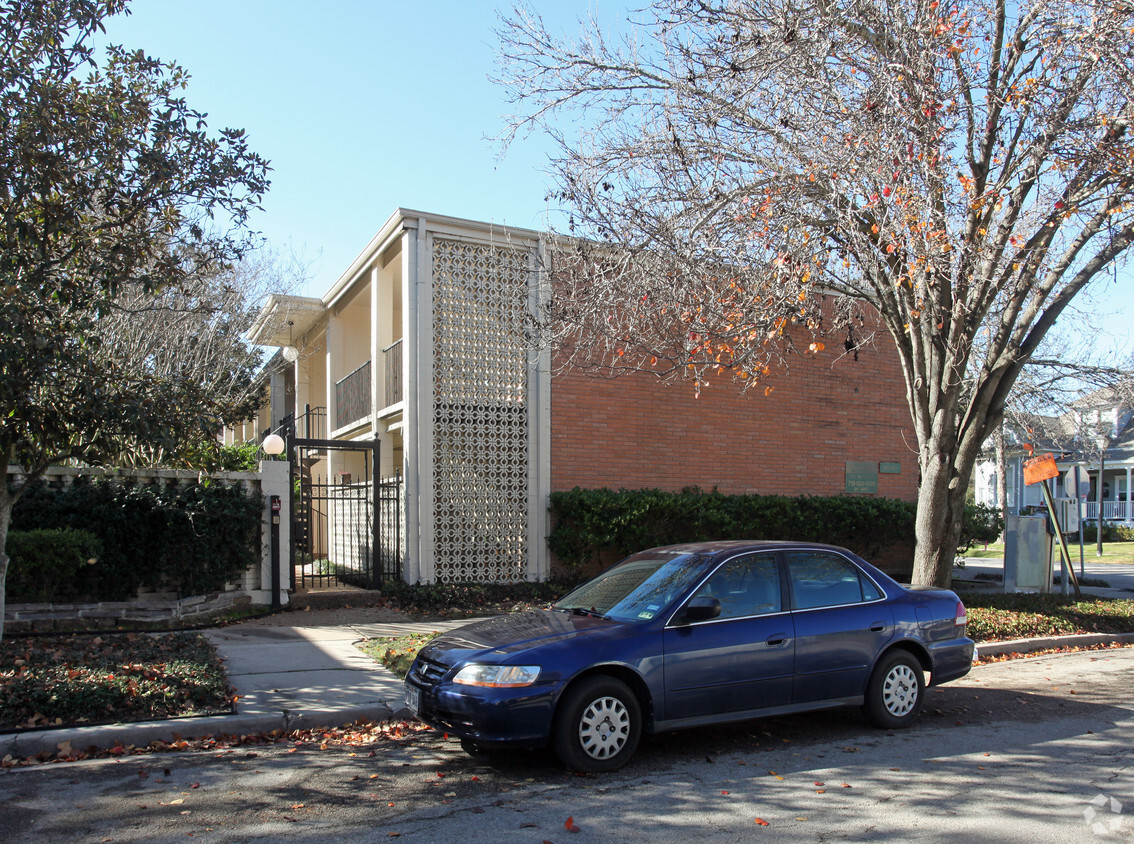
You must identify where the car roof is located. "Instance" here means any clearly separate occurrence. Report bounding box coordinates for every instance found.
[644,540,855,555]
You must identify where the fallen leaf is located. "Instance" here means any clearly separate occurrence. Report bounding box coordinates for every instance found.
[565,816,581,833]
[755,818,770,826]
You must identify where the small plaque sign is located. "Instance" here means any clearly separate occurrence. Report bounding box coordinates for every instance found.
[879,462,902,475]
[845,461,879,494]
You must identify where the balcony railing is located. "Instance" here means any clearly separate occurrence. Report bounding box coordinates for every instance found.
[384,339,403,408]
[1083,500,1131,522]
[335,360,371,430]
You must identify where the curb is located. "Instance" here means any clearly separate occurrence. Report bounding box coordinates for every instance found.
[975,631,1134,658]
[0,701,399,762]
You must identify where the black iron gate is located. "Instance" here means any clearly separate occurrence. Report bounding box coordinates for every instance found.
[288,429,387,591]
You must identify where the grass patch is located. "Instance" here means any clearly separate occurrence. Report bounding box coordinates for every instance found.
[961,540,1134,566]
[0,632,232,731]
[357,632,439,679]
[960,592,1134,641]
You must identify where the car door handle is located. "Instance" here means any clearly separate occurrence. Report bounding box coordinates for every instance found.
[869,621,887,632]
[766,634,788,646]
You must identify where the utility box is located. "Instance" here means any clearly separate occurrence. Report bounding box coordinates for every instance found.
[1004,514,1053,593]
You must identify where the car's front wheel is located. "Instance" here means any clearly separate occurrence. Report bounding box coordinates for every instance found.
[862,650,924,729]
[553,675,642,772]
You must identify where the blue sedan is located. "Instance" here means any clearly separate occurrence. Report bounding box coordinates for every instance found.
[404,541,974,772]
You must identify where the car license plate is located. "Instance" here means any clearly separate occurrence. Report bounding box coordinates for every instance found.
[404,682,420,715]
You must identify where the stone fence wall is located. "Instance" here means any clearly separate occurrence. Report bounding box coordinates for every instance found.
[4,591,253,633]
[4,461,291,630]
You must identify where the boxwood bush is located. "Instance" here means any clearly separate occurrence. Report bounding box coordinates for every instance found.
[549,486,1002,575]
[548,487,916,573]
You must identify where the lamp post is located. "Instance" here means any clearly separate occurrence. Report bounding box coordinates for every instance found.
[1096,433,1109,557]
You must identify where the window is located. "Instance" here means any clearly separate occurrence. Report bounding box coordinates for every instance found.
[690,554,782,620]
[786,552,882,609]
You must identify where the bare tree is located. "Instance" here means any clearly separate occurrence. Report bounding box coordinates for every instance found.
[92,248,306,466]
[496,0,1134,587]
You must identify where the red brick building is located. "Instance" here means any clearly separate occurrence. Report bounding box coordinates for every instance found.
[244,209,915,585]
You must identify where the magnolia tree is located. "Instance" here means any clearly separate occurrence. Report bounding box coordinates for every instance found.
[496,0,1134,587]
[0,0,269,637]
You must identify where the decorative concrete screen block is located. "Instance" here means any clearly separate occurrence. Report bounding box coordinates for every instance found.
[431,238,532,583]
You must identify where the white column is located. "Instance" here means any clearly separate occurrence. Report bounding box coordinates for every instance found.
[1120,465,1129,524]
[254,459,291,606]
[402,220,433,584]
[526,239,551,582]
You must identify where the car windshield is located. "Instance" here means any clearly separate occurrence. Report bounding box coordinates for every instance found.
[553,551,711,623]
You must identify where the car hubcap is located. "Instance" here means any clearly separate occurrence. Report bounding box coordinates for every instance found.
[882,664,919,716]
[578,696,630,760]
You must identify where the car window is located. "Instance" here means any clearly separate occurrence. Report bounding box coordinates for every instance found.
[555,553,712,623]
[690,553,782,620]
[786,551,881,609]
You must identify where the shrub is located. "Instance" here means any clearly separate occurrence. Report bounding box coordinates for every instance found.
[548,487,917,574]
[1080,524,1134,543]
[5,528,103,603]
[11,476,261,600]
[176,440,262,473]
[549,486,1001,576]
[957,502,1005,553]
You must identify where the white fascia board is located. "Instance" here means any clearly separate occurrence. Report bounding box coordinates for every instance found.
[246,293,325,346]
[322,208,545,310]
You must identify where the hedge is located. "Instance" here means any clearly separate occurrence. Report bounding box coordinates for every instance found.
[10,476,261,601]
[548,487,1003,574]
[5,528,103,603]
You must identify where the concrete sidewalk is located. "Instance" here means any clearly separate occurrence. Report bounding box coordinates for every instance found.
[0,616,482,761]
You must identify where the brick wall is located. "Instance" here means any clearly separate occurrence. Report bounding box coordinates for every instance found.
[550,321,917,502]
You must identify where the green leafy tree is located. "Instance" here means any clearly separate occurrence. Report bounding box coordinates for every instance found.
[0,0,270,638]
[497,0,1134,587]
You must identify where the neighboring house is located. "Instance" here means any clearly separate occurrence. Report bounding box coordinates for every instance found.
[974,387,1134,523]
[229,208,919,586]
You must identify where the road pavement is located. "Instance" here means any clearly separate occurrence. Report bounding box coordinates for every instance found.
[1,647,1131,842]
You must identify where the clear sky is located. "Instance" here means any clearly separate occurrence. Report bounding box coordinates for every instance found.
[95,0,1131,356]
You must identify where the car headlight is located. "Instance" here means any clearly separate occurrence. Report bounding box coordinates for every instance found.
[452,664,541,688]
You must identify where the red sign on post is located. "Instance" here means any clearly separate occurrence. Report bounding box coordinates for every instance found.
[1023,453,1059,486]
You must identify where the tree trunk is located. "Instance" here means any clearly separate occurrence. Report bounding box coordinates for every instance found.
[994,423,1008,538]
[910,441,969,588]
[0,478,12,643]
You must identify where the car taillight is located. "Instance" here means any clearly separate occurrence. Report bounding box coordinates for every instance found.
[954,600,967,627]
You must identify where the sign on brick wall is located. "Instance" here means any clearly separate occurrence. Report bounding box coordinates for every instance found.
[845,461,879,494]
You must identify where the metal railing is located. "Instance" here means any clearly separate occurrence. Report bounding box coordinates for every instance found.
[335,360,372,430]
[1083,500,1132,522]
[275,405,327,441]
[383,339,403,408]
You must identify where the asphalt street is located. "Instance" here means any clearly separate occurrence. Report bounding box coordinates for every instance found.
[1,646,1132,843]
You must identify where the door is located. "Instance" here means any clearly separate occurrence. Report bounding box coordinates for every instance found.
[785,550,894,702]
[663,553,794,721]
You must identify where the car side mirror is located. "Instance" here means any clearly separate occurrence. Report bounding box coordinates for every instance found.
[681,596,721,623]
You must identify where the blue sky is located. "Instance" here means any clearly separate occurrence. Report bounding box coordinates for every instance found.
[96,0,1131,355]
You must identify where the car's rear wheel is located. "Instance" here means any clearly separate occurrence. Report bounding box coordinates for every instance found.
[553,675,641,772]
[862,651,924,729]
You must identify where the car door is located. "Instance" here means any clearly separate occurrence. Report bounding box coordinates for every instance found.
[785,550,894,703]
[662,552,795,721]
